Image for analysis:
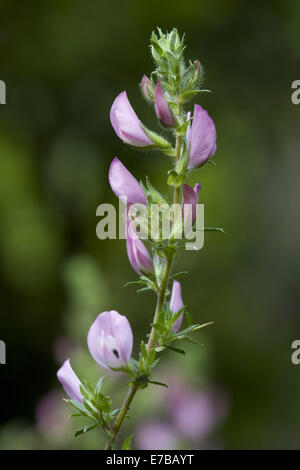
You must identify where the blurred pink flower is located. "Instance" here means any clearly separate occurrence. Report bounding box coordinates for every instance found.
[167,382,228,441]
[136,420,177,450]
[35,391,69,438]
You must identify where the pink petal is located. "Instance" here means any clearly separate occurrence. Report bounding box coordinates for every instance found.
[110,91,153,147]
[109,157,147,205]
[155,81,175,127]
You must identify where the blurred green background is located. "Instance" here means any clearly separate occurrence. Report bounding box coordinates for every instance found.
[0,0,300,450]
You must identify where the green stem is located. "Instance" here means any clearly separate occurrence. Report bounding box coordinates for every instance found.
[105,123,184,451]
[146,255,173,352]
[105,383,137,450]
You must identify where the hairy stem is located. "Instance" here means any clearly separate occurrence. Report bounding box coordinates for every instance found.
[105,129,184,450]
[105,383,137,450]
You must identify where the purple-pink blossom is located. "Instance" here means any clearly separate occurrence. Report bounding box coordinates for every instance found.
[109,157,147,205]
[155,81,175,127]
[170,280,184,332]
[87,310,133,370]
[110,91,154,147]
[136,420,177,450]
[182,183,201,227]
[187,104,217,169]
[57,359,83,403]
[126,221,154,276]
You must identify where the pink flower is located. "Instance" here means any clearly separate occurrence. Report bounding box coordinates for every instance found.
[136,420,177,450]
[87,310,133,370]
[182,183,201,227]
[155,81,175,127]
[187,104,217,169]
[110,91,154,147]
[57,359,82,403]
[126,221,154,276]
[109,157,147,205]
[170,280,184,332]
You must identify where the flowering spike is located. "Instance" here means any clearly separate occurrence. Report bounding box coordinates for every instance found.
[57,359,83,403]
[87,311,133,370]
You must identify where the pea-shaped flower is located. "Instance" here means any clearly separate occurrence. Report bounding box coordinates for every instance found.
[170,280,184,332]
[109,157,147,206]
[182,183,201,227]
[110,91,154,147]
[57,359,83,403]
[126,221,154,276]
[187,104,217,169]
[87,311,133,370]
[155,81,175,127]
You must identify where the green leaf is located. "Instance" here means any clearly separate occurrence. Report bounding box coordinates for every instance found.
[152,322,168,333]
[148,347,156,364]
[166,345,186,355]
[185,311,194,326]
[171,306,186,325]
[203,227,224,233]
[146,176,168,206]
[170,271,188,280]
[66,399,88,413]
[74,423,99,438]
[122,434,133,450]
[150,358,160,370]
[95,377,104,396]
[174,321,214,337]
[149,380,168,388]
[140,340,148,360]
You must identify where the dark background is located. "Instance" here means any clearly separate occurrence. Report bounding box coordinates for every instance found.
[0,0,300,449]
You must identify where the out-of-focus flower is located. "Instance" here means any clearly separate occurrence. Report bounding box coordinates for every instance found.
[167,381,228,441]
[110,91,154,147]
[135,420,177,450]
[182,183,201,226]
[57,359,82,403]
[170,280,184,332]
[109,157,147,205]
[140,75,155,102]
[187,104,217,169]
[126,221,154,276]
[155,81,175,127]
[87,310,133,370]
[35,391,69,438]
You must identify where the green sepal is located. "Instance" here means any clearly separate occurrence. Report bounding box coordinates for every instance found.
[122,434,134,450]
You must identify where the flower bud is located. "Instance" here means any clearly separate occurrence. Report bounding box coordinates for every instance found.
[170,280,184,332]
[182,183,201,226]
[140,75,155,102]
[87,310,133,370]
[187,104,217,169]
[57,359,83,403]
[126,221,154,276]
[110,91,154,147]
[155,81,175,127]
